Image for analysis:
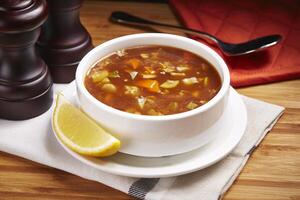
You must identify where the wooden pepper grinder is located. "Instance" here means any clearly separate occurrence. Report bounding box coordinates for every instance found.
[37,0,93,83]
[0,0,53,120]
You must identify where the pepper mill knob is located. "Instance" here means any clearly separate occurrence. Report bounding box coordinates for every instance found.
[37,0,93,83]
[0,0,53,120]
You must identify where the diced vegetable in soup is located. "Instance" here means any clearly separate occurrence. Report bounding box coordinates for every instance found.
[85,46,221,116]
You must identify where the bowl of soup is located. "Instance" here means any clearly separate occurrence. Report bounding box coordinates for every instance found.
[76,33,230,157]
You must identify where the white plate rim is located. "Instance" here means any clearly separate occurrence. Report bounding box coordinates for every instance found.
[52,83,247,178]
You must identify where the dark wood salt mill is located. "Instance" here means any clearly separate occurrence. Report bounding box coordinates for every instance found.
[0,0,53,120]
[37,0,93,83]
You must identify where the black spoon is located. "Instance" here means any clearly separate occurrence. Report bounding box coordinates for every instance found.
[110,11,282,56]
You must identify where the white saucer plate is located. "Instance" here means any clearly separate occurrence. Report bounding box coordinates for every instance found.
[52,82,247,178]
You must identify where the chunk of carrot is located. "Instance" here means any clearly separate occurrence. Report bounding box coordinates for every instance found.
[127,58,141,69]
[136,80,160,93]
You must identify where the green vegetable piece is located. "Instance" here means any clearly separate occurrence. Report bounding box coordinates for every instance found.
[108,70,120,78]
[147,109,162,116]
[101,83,117,93]
[101,77,110,84]
[91,70,109,83]
[160,89,170,95]
[168,102,178,111]
[186,101,198,110]
[142,74,157,79]
[160,80,179,89]
[182,77,199,85]
[203,77,209,86]
[159,62,176,73]
[179,90,187,96]
[176,65,190,72]
[145,97,155,105]
[171,72,186,77]
[125,85,140,96]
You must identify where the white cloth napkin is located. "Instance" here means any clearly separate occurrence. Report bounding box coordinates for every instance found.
[0,84,284,200]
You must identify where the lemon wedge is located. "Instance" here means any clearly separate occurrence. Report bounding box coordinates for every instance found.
[53,94,121,157]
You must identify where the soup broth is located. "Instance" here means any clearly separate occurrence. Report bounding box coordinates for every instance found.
[85,46,221,116]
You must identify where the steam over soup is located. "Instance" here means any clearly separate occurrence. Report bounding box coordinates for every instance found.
[85,46,221,116]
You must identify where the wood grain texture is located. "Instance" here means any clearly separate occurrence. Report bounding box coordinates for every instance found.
[0,1,299,199]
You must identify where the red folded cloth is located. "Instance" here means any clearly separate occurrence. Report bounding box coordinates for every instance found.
[169,0,300,87]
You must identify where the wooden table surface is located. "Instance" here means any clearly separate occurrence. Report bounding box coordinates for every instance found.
[0,1,299,199]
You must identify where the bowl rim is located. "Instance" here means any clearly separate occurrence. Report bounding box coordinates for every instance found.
[76,33,230,121]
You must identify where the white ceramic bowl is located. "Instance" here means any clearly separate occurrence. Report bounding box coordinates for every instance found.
[76,33,230,157]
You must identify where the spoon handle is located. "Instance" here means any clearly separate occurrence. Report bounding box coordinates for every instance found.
[110,11,218,44]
